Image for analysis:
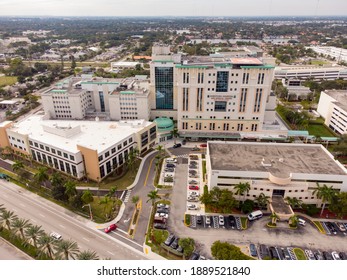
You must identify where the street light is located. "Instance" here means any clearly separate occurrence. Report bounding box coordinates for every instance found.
[83,204,93,221]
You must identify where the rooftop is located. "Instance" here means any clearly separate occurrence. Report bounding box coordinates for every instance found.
[208,142,346,177]
[8,115,153,154]
[324,90,347,112]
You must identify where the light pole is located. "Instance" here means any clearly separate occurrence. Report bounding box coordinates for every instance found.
[83,204,93,220]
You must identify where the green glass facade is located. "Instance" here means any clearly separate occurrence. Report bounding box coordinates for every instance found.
[155,67,173,109]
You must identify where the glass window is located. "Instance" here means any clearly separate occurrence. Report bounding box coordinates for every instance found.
[214,101,227,112]
[69,155,75,161]
[155,67,174,109]
[98,155,103,162]
[216,71,229,92]
[63,153,68,159]
[57,150,62,156]
[111,147,116,154]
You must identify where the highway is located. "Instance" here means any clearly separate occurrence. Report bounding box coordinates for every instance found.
[0,179,148,260]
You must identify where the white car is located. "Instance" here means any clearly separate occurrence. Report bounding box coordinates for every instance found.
[50,232,62,240]
[155,212,169,219]
[332,251,341,260]
[187,204,199,210]
[218,215,225,226]
[188,191,199,197]
[157,203,170,209]
[205,216,211,226]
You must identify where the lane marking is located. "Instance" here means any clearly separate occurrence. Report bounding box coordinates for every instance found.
[59,224,65,229]
[143,156,155,187]
[107,251,115,256]
[39,213,45,218]
[82,237,90,242]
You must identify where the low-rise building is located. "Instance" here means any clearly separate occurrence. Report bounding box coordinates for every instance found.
[110,61,141,73]
[206,141,347,207]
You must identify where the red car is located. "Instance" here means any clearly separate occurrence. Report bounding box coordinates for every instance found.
[200,144,207,148]
[189,185,199,190]
[104,224,117,233]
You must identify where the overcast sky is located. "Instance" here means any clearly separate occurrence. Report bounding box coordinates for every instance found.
[0,0,346,17]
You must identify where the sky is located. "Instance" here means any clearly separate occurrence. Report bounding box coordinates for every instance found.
[0,0,346,17]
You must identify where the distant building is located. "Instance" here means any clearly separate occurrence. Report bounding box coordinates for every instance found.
[275,65,347,80]
[317,90,347,135]
[308,46,347,63]
[110,61,140,73]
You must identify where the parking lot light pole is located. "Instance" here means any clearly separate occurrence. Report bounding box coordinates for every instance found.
[83,204,93,220]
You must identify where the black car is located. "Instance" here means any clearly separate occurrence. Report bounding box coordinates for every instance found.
[269,247,279,260]
[326,222,337,234]
[196,215,202,225]
[259,244,270,259]
[164,234,175,246]
[339,252,347,260]
[228,215,236,229]
[153,223,167,230]
[166,163,176,168]
[282,248,292,260]
[323,251,333,260]
[173,143,182,148]
[156,208,169,214]
[189,252,200,260]
[188,165,197,169]
[170,237,180,249]
[182,139,187,145]
[249,244,258,257]
[314,251,323,260]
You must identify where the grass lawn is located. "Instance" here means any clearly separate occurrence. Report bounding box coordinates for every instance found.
[202,160,206,181]
[89,196,121,223]
[309,59,329,66]
[240,217,248,229]
[293,248,307,260]
[307,123,336,137]
[0,76,17,87]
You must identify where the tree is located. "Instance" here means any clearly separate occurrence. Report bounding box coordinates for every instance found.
[178,237,195,259]
[171,128,179,144]
[289,215,298,227]
[12,160,24,172]
[146,190,160,206]
[34,167,49,187]
[99,196,110,217]
[211,241,252,260]
[155,145,164,158]
[77,250,99,260]
[25,225,44,249]
[313,183,337,216]
[81,189,94,205]
[52,184,69,202]
[55,239,79,260]
[50,172,64,187]
[233,182,251,202]
[107,186,118,204]
[284,197,302,209]
[38,234,56,259]
[241,199,254,214]
[0,209,17,231]
[64,181,77,200]
[12,218,31,240]
[254,193,270,210]
[270,212,279,225]
[131,195,139,207]
[328,192,347,218]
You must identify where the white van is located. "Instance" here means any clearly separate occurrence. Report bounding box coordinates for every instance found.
[248,210,263,221]
[298,218,306,226]
[166,158,177,163]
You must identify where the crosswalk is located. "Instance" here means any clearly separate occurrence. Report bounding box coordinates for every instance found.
[121,190,132,203]
[175,154,189,158]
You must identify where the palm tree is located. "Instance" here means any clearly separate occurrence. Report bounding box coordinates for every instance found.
[37,234,56,259]
[0,203,5,213]
[146,190,160,206]
[171,128,179,144]
[99,196,110,217]
[77,250,99,260]
[313,183,337,216]
[156,145,164,158]
[289,215,299,227]
[12,160,24,172]
[55,239,80,260]
[132,195,139,208]
[81,189,94,205]
[0,209,17,231]
[12,218,31,240]
[50,172,64,187]
[25,225,44,249]
[254,193,270,210]
[64,181,77,199]
[233,182,251,202]
[284,197,302,209]
[34,167,49,187]
[270,212,279,225]
[107,186,118,204]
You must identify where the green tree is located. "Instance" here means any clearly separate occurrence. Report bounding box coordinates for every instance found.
[233,182,251,202]
[25,225,44,249]
[64,181,77,200]
[155,145,164,157]
[171,128,179,144]
[284,197,302,209]
[81,189,94,205]
[254,193,270,210]
[38,234,56,259]
[55,239,80,260]
[328,192,347,218]
[241,199,254,214]
[77,250,99,260]
[0,210,17,231]
[12,218,31,240]
[313,183,337,216]
[107,186,118,204]
[289,215,298,227]
[12,160,24,172]
[270,212,279,225]
[132,195,139,207]
[33,167,49,187]
[211,241,252,260]
[178,237,195,259]
[50,172,64,187]
[146,190,160,206]
[99,196,110,217]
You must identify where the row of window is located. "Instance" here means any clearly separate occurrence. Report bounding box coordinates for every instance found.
[29,141,76,161]
[181,122,258,132]
[98,138,133,162]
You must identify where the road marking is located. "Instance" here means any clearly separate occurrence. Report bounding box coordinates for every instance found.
[107,251,115,256]
[31,219,37,223]
[98,236,106,241]
[144,156,155,187]
[82,237,90,242]
[59,224,65,229]
[39,213,45,218]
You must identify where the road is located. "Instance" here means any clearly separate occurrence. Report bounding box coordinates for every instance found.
[0,179,148,260]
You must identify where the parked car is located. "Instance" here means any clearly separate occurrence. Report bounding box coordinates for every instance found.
[339,252,347,260]
[189,180,199,185]
[188,165,197,169]
[157,203,170,209]
[153,223,167,230]
[282,248,292,260]
[171,237,180,249]
[247,210,263,221]
[189,170,197,174]
[166,163,176,168]
[200,144,207,148]
[259,244,270,259]
[249,243,258,257]
[188,191,199,197]
[189,155,199,160]
[228,215,236,229]
[189,161,198,165]
[187,204,199,210]
[188,174,199,178]
[164,234,175,246]
[305,249,315,260]
[196,214,202,225]
[323,251,333,260]
[156,208,169,214]
[177,246,184,253]
[164,168,175,172]
[189,185,199,190]
[205,216,211,226]
[104,224,117,233]
[155,212,169,219]
[326,222,337,234]
[153,217,167,224]
[218,215,225,226]
[166,158,177,163]
[187,196,199,202]
[191,146,200,151]
[189,252,200,260]
[336,222,346,232]
[269,247,279,260]
[50,232,62,240]
[173,143,182,148]
[332,251,341,260]
[314,251,324,260]
[182,139,187,145]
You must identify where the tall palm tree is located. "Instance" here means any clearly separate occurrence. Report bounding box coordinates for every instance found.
[284,197,302,209]
[64,181,77,199]
[132,195,140,207]
[171,128,179,144]
[270,212,279,225]
[107,186,118,204]
[37,234,56,259]
[146,190,160,206]
[25,225,44,249]
[50,172,64,187]
[99,196,110,217]
[0,203,5,213]
[12,218,31,240]
[12,160,24,172]
[34,167,49,187]
[233,182,251,202]
[254,193,270,210]
[0,210,17,231]
[313,183,337,216]
[77,250,99,260]
[289,215,299,227]
[156,145,163,157]
[55,239,80,260]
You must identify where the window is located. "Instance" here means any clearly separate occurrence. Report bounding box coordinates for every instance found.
[98,155,103,162]
[111,147,116,154]
[129,138,133,143]
[216,71,229,92]
[214,101,227,112]
[106,161,112,174]
[39,144,44,150]
[155,67,174,110]
[254,88,263,112]
[183,72,189,83]
[51,148,56,154]
[57,150,62,156]
[63,153,68,159]
[100,166,105,178]
[257,73,265,84]
[45,146,50,152]
[29,140,33,146]
[69,155,75,161]
[239,88,247,112]
[105,151,110,158]
[182,88,189,111]
[123,141,127,147]
[198,72,204,84]
[242,72,250,84]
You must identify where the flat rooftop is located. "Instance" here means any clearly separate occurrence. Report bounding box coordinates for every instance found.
[8,115,152,154]
[208,142,346,177]
[325,90,347,112]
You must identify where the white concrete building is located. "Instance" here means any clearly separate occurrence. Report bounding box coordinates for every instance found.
[317,90,347,135]
[206,141,347,206]
[1,115,157,182]
[275,65,347,80]
[308,46,347,63]
[111,61,141,73]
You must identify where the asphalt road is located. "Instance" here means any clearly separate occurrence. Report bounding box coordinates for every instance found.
[0,179,148,260]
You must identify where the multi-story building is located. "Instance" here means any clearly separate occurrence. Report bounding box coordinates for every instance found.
[308,46,347,63]
[149,45,277,139]
[0,116,157,182]
[110,61,141,73]
[317,90,347,135]
[206,141,347,207]
[42,76,151,121]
